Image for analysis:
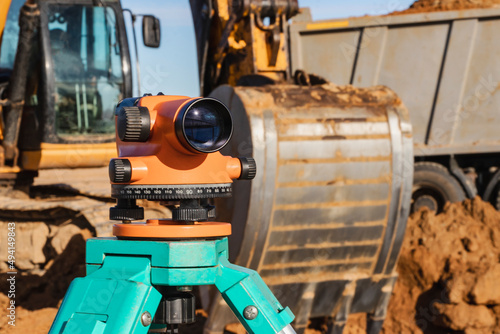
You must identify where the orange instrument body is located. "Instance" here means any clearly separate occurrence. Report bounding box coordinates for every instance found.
[113,95,242,185]
[109,94,255,239]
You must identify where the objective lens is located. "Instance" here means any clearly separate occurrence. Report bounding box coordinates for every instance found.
[176,98,233,153]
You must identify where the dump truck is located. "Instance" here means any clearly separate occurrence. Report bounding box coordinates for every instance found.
[286,7,500,213]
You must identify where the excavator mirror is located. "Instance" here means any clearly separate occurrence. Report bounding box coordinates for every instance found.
[142,15,161,48]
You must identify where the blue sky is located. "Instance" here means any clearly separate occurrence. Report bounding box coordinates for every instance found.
[120,0,415,97]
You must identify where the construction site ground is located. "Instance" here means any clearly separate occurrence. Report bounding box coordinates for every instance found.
[1,197,500,334]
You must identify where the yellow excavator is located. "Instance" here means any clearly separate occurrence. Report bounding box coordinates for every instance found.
[0,0,167,270]
[0,0,161,182]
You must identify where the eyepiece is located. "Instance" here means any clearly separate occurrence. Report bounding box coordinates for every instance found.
[175,98,233,153]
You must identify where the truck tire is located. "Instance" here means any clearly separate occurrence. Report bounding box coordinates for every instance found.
[412,162,466,213]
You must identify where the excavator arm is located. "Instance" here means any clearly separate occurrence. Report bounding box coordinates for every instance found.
[189,0,299,95]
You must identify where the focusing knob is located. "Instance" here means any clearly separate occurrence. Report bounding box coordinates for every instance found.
[109,159,132,183]
[238,157,257,180]
[117,106,151,142]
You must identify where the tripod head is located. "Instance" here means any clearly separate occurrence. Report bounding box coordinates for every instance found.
[108,94,256,235]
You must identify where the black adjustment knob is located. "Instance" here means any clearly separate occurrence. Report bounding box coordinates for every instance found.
[172,200,215,222]
[238,157,257,180]
[172,207,209,222]
[116,106,151,142]
[109,159,132,183]
[172,204,215,222]
[109,199,144,221]
[109,206,144,221]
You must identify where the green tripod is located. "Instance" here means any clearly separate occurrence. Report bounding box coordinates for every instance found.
[49,232,295,333]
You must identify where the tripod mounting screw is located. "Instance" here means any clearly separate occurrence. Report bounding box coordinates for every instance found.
[243,305,259,320]
[141,311,152,326]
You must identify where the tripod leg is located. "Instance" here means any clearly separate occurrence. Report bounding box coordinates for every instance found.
[214,256,295,334]
[49,256,162,334]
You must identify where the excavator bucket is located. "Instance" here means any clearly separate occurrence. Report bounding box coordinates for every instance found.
[204,83,413,333]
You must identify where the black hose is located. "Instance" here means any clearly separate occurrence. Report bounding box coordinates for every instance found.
[2,0,39,164]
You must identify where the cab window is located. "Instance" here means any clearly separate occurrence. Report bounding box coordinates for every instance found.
[47,4,123,138]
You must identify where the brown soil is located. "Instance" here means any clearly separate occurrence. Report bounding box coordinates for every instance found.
[2,198,500,334]
[395,0,500,14]
[382,197,500,334]
[0,231,89,333]
[0,294,57,334]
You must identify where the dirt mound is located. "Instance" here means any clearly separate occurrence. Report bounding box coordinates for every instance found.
[0,230,89,333]
[382,197,500,334]
[394,0,500,14]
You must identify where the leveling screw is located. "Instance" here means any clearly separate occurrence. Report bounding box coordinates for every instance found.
[141,311,152,326]
[243,305,258,320]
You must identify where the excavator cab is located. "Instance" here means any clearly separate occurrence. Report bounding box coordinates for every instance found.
[0,0,159,183]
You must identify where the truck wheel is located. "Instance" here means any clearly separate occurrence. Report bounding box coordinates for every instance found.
[412,162,466,213]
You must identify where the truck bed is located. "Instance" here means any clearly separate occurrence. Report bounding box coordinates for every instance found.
[289,8,500,156]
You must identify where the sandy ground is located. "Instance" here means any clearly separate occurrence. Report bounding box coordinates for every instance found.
[2,197,499,334]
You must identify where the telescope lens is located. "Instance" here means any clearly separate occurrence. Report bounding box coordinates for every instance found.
[184,106,223,149]
[177,98,233,153]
